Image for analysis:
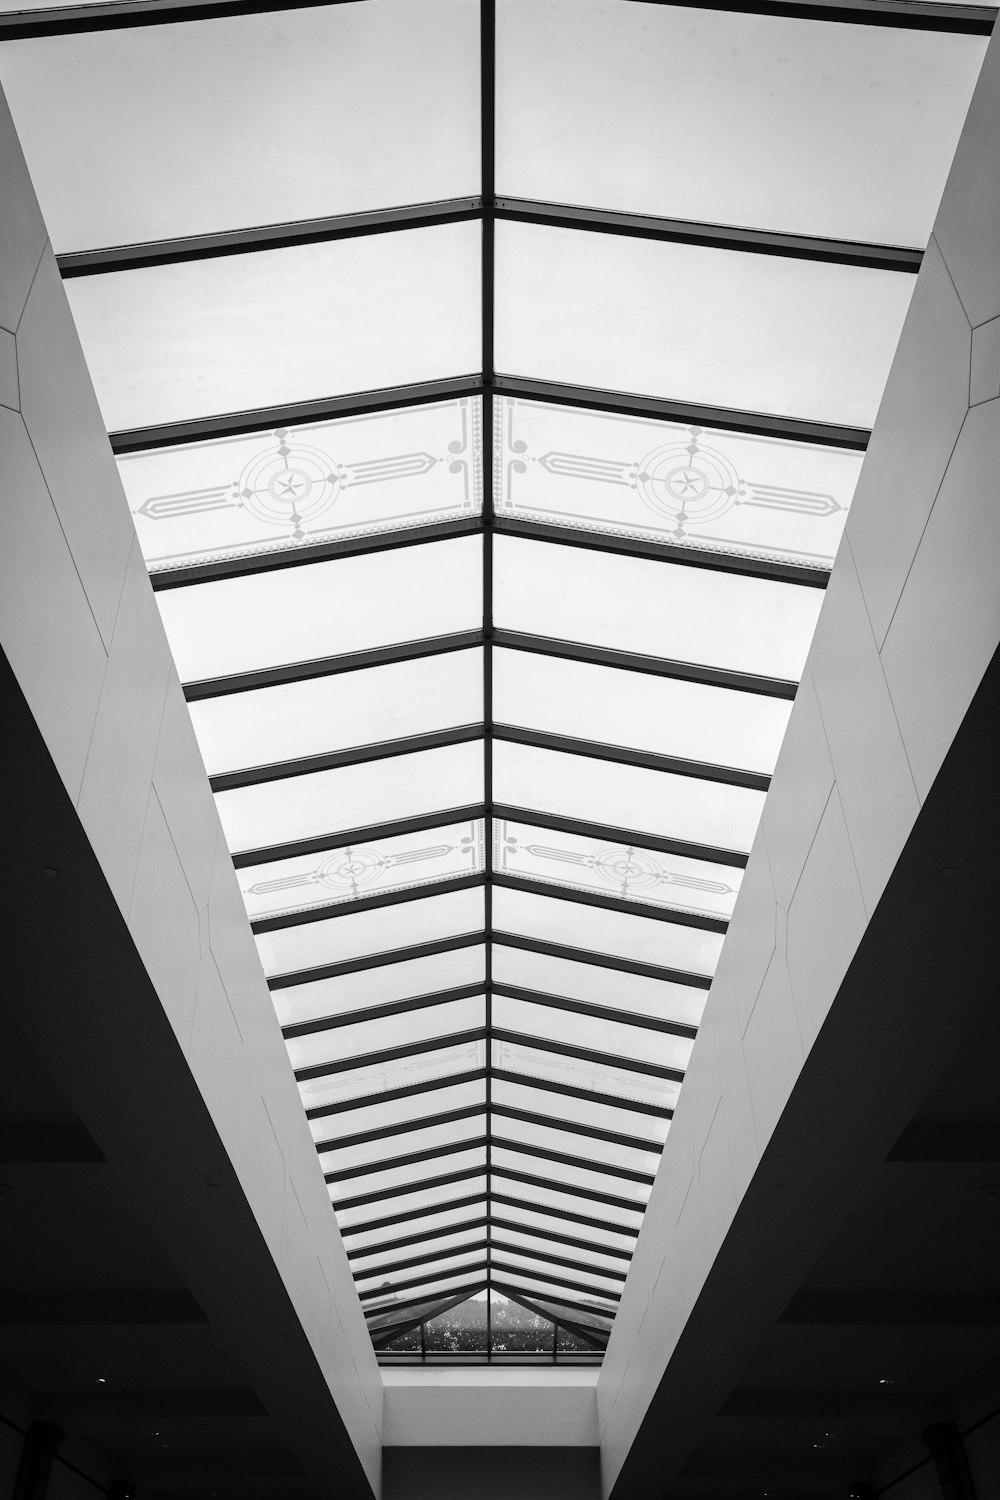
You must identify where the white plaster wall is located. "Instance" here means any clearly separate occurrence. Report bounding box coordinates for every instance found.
[382,1369,599,1447]
[595,30,1000,1496]
[0,85,382,1491]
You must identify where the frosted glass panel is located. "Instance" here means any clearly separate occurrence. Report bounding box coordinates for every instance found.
[258,887,485,980]
[496,0,985,246]
[492,946,706,1030]
[492,994,693,1074]
[353,1228,486,1276]
[336,1176,488,1232]
[494,817,741,922]
[192,652,483,778]
[493,741,763,854]
[494,535,822,681]
[492,1145,650,1206]
[492,1174,643,1232]
[493,1077,668,1147]
[67,221,481,431]
[276,947,487,1029]
[492,1271,615,1318]
[158,534,481,683]
[492,1200,638,1256]
[492,883,724,977]
[494,647,791,778]
[496,397,862,570]
[344,1199,489,1253]
[216,740,483,855]
[320,1117,484,1177]
[362,1265,485,1313]
[360,1248,485,1295]
[494,1226,628,1278]
[122,398,482,576]
[495,221,912,426]
[491,1247,622,1297]
[492,1118,658,1183]
[298,1039,486,1115]
[310,1079,487,1148]
[0,1,479,249]
[331,1146,485,1204]
[287,995,485,1072]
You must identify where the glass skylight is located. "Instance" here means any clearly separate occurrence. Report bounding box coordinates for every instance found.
[2,0,988,1365]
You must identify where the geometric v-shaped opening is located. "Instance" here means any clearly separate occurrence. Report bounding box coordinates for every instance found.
[373,1285,608,1359]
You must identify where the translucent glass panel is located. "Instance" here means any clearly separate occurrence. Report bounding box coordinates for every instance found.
[240,821,485,925]
[492,1031,682,1116]
[492,946,706,1031]
[353,1227,487,1279]
[344,1198,488,1255]
[365,1270,485,1321]
[259,887,485,981]
[321,1115,485,1179]
[121,398,483,575]
[298,1039,487,1117]
[493,1199,638,1258]
[496,397,862,570]
[424,1293,488,1353]
[490,1292,553,1354]
[495,222,912,426]
[193,653,483,778]
[157,534,482,683]
[216,740,484,855]
[0,1,479,249]
[493,1272,615,1322]
[67,221,481,432]
[494,647,791,778]
[277,947,487,1031]
[312,1079,487,1153]
[495,1226,628,1280]
[336,1175,488,1234]
[492,1077,668,1151]
[287,995,485,1074]
[492,883,724,978]
[494,535,822,682]
[496,0,985,246]
[492,1133,654,1199]
[331,1146,486,1206]
[493,740,763,855]
[492,993,693,1075]
[491,1246,623,1299]
[494,817,742,922]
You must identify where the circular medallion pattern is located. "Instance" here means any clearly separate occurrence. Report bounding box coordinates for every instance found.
[237,442,341,535]
[635,440,743,534]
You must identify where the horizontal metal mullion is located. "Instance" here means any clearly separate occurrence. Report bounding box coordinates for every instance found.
[333,1163,486,1213]
[274,933,486,992]
[489,1255,621,1307]
[307,1068,488,1122]
[494,514,828,589]
[489,1234,627,1287]
[492,628,797,701]
[492,801,749,870]
[315,1105,486,1156]
[287,986,485,1043]
[494,929,711,990]
[213,724,484,793]
[355,1239,486,1288]
[491,1165,644,1216]
[186,633,483,703]
[618,0,995,32]
[358,1256,489,1303]
[325,1135,488,1185]
[338,1191,488,1239]
[491,1067,673,1121]
[494,375,870,450]
[490,1102,664,1156]
[493,722,769,792]
[295,1025,487,1083]
[347,1215,489,1264]
[491,1278,616,1328]
[254,874,486,934]
[492,1134,655,1188]
[491,872,727,934]
[110,376,484,454]
[60,199,484,277]
[493,197,921,274]
[234,804,486,870]
[490,1189,638,1238]
[492,1025,685,1084]
[152,519,483,591]
[491,980,698,1039]
[365,1279,486,1326]
[490,1214,632,1265]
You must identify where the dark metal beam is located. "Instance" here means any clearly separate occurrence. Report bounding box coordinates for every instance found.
[59,199,483,277]
[491,872,727,933]
[488,1256,621,1307]
[494,929,712,989]
[491,1102,663,1156]
[619,0,994,31]
[255,874,485,934]
[493,197,922,273]
[333,1163,486,1214]
[186,634,482,703]
[354,1241,486,1291]
[347,1216,489,1264]
[493,627,798,700]
[493,801,749,869]
[339,1192,489,1240]
[233,805,486,870]
[213,724,483,793]
[294,1024,487,1082]
[314,1103,486,1154]
[491,1134,654,1187]
[490,1166,645,1216]
[490,1189,638,1238]
[0,0,371,40]
[489,1216,633,1265]
[493,722,769,792]
[306,1068,488,1123]
[274,934,486,993]
[325,1135,488,1185]
[491,980,698,1040]
[491,1066,673,1120]
[491,1024,686,1083]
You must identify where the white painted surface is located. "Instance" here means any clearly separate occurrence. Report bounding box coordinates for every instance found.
[382,1368,600,1447]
